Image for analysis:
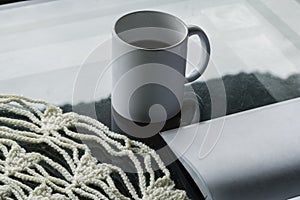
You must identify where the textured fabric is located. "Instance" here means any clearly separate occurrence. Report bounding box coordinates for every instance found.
[0,95,188,200]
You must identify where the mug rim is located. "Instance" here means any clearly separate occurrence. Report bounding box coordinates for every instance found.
[113,10,188,51]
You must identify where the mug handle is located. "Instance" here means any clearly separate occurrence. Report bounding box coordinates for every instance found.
[185,25,211,83]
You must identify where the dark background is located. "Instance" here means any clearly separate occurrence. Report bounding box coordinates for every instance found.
[61,72,300,200]
[0,0,26,5]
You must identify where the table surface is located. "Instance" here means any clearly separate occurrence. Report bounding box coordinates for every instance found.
[1,0,300,199]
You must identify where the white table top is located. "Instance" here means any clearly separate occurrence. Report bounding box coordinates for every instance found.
[0,0,300,105]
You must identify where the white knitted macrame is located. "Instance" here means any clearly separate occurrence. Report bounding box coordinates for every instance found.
[0,95,188,200]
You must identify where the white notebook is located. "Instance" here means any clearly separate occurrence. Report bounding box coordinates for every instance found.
[161,98,300,200]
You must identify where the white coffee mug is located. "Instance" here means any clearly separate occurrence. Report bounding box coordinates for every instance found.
[112,10,210,123]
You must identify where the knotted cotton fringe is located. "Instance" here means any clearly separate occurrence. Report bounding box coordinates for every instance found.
[0,95,188,200]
